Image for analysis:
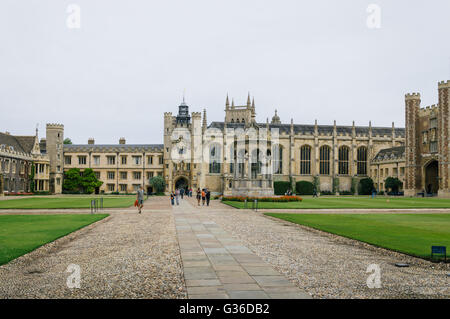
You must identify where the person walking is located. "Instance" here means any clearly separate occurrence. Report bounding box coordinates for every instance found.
[170,191,175,205]
[201,189,206,206]
[196,188,201,206]
[136,186,144,214]
[206,189,211,206]
[312,187,318,198]
[175,188,180,205]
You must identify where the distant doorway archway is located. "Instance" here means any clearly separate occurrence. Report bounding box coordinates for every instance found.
[175,177,189,191]
[425,160,439,195]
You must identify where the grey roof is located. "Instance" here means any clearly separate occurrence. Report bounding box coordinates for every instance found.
[373,146,405,161]
[208,122,405,137]
[14,136,37,153]
[63,144,164,153]
[0,132,29,153]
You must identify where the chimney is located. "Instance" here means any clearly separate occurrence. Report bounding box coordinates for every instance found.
[119,137,126,145]
[88,138,95,145]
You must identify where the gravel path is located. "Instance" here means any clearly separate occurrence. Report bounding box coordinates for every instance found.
[0,197,186,299]
[190,199,450,299]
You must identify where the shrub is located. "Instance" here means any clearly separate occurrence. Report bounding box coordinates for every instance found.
[320,190,334,195]
[274,181,291,195]
[358,178,375,195]
[149,176,166,193]
[295,181,314,195]
[385,177,403,193]
[339,190,353,195]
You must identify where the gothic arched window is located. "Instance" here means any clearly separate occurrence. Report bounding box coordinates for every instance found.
[319,145,330,175]
[357,146,367,175]
[338,146,349,175]
[300,145,311,175]
[209,144,221,174]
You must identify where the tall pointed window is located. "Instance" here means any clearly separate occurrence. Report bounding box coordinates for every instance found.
[272,144,283,174]
[319,145,330,175]
[209,144,221,174]
[300,145,311,175]
[338,146,349,175]
[357,146,367,175]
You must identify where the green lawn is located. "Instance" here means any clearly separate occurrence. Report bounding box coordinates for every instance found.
[266,213,450,259]
[223,196,450,209]
[0,214,109,265]
[0,196,135,209]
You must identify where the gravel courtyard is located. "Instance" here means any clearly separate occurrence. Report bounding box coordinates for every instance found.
[0,197,186,298]
[0,196,448,299]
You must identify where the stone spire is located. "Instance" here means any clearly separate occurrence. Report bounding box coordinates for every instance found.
[247,92,251,107]
[231,98,235,109]
[225,94,230,109]
[271,110,281,124]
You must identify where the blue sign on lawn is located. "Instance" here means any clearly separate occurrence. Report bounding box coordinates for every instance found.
[431,246,446,255]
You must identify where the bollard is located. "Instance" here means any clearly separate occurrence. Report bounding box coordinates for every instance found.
[90,200,94,214]
[255,199,258,212]
[100,197,103,210]
[244,199,247,209]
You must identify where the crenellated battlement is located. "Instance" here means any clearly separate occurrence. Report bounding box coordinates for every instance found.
[191,112,201,118]
[46,123,64,129]
[438,80,450,89]
[419,104,439,116]
[405,93,421,100]
[164,112,172,117]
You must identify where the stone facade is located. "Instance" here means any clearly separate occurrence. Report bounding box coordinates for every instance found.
[0,131,50,194]
[404,80,450,197]
[10,79,446,197]
[63,141,164,194]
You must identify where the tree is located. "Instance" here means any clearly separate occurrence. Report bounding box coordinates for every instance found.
[63,168,82,193]
[81,168,103,194]
[149,175,166,193]
[358,177,375,195]
[63,138,73,144]
[385,177,403,193]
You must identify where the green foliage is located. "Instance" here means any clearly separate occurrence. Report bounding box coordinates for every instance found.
[149,175,166,193]
[29,164,35,193]
[351,177,358,195]
[274,181,291,195]
[81,168,103,194]
[313,176,320,193]
[332,177,340,194]
[63,168,82,193]
[63,168,102,194]
[295,181,314,195]
[358,178,375,195]
[385,177,403,192]
[63,138,72,144]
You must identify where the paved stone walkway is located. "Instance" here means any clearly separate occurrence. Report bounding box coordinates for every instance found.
[173,199,311,299]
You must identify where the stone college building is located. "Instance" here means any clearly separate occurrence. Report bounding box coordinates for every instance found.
[1,80,449,197]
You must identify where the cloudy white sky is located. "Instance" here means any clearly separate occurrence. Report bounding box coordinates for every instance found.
[1,0,449,144]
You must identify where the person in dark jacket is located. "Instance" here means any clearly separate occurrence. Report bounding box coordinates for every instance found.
[206,189,211,206]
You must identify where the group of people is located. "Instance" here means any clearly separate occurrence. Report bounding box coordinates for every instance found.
[195,188,211,206]
[170,187,197,206]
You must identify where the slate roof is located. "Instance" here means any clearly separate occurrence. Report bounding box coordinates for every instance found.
[14,136,37,153]
[63,144,164,153]
[208,122,405,137]
[373,146,405,162]
[0,132,30,153]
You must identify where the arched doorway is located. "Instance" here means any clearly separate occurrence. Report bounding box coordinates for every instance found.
[175,177,189,191]
[425,160,439,195]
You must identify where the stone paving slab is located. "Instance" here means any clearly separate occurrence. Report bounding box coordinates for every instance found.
[173,198,311,299]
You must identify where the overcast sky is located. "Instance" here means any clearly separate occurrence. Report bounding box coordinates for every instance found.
[1,0,449,144]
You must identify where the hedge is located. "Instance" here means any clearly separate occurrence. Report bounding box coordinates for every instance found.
[274,181,291,195]
[295,181,314,195]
